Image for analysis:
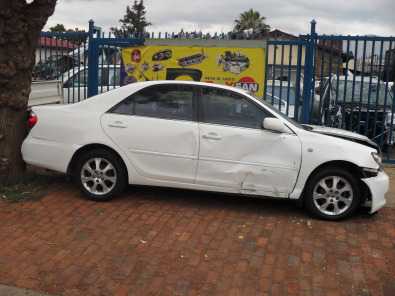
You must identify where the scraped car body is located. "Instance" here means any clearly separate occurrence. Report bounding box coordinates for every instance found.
[22,81,388,218]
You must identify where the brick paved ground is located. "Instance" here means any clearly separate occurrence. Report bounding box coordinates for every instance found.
[0,171,394,296]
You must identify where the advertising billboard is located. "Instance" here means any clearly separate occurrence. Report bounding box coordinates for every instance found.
[121,46,266,97]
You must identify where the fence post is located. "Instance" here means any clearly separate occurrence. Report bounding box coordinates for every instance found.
[301,20,317,124]
[87,19,99,98]
[295,44,303,122]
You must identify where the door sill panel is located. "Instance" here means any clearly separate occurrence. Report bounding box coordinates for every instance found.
[130,176,289,199]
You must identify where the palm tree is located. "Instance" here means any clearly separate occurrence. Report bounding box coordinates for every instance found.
[234,9,271,38]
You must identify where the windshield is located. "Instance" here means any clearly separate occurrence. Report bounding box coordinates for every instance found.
[334,80,393,106]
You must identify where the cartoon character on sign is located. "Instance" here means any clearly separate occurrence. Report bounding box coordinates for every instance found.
[131,49,141,63]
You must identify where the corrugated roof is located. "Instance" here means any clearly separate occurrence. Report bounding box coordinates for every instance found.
[38,37,77,49]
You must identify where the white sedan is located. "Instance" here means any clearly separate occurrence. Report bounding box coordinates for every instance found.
[22,81,389,220]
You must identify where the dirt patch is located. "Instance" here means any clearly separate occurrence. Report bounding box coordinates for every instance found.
[0,167,64,203]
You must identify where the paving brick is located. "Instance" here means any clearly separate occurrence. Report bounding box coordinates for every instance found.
[0,179,394,296]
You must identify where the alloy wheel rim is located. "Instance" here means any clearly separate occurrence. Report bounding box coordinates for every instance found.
[81,158,117,195]
[312,175,353,216]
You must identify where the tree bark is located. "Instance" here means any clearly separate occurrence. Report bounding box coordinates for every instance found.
[0,0,56,185]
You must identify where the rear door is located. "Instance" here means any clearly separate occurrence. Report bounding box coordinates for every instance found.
[101,83,199,184]
[196,86,301,197]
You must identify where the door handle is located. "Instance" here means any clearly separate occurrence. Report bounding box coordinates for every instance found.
[108,121,127,129]
[202,133,222,140]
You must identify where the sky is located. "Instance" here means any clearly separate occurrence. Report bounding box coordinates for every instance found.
[46,0,395,36]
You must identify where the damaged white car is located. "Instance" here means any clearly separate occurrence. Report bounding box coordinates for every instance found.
[22,81,389,220]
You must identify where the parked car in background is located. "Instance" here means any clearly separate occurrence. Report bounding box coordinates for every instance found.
[313,75,395,146]
[264,80,299,119]
[33,55,77,81]
[61,65,121,103]
[22,81,388,220]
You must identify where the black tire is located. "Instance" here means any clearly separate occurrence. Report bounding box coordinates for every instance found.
[304,167,360,220]
[74,148,127,201]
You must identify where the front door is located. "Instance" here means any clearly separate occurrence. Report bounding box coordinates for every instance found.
[196,86,301,197]
[101,83,199,183]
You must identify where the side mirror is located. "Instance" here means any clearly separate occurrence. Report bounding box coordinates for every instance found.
[263,117,290,134]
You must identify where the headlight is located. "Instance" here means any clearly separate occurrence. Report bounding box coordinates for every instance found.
[371,152,383,170]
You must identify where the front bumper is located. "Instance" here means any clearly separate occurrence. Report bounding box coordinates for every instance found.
[362,171,389,214]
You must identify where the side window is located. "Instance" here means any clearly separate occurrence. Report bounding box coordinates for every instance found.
[110,84,194,121]
[199,87,270,129]
[110,96,133,115]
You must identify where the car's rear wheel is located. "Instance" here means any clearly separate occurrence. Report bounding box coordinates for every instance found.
[74,149,126,201]
[304,167,360,220]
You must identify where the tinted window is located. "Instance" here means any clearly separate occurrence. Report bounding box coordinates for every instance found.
[199,87,270,129]
[111,84,194,121]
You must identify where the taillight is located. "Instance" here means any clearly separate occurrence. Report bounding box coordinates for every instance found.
[28,111,38,129]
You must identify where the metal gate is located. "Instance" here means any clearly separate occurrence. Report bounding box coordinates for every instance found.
[264,39,307,121]
[37,20,395,161]
[36,21,144,104]
[265,21,395,162]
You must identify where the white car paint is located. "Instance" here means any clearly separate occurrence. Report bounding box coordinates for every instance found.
[22,80,388,215]
[101,114,199,183]
[196,122,301,197]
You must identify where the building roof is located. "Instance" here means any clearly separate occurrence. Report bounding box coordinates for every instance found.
[317,40,343,55]
[38,37,77,50]
[266,29,298,40]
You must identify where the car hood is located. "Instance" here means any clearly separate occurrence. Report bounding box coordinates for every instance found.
[304,125,379,150]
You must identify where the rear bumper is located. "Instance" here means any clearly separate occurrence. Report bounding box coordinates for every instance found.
[21,137,78,173]
[362,171,389,214]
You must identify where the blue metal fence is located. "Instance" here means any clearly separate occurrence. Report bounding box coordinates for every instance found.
[36,21,144,104]
[86,20,144,98]
[265,21,395,161]
[37,20,395,160]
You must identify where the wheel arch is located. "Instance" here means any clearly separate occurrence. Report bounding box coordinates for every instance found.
[299,160,368,202]
[67,143,129,182]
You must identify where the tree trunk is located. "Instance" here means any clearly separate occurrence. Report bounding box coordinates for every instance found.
[0,0,56,185]
[0,108,27,184]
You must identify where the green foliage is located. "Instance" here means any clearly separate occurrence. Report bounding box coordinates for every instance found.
[234,9,271,38]
[48,24,87,44]
[49,23,66,32]
[0,170,61,202]
[111,0,151,37]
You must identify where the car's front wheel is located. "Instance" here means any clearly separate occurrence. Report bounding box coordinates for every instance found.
[74,149,127,201]
[304,167,360,220]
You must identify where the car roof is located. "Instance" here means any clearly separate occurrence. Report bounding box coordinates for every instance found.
[131,80,255,95]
